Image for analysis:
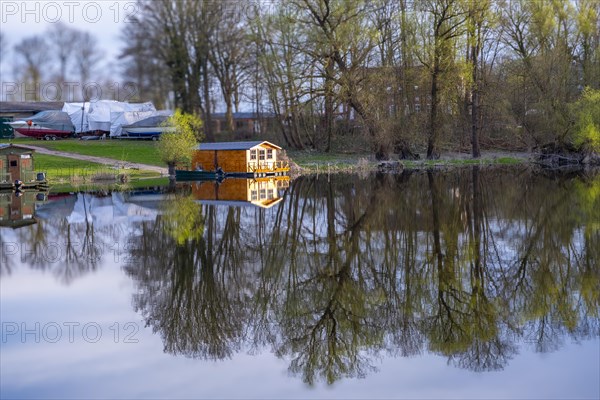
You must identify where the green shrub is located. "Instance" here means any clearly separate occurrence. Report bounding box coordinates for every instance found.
[572,88,600,152]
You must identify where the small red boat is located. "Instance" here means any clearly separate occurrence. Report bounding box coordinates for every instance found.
[9,110,75,140]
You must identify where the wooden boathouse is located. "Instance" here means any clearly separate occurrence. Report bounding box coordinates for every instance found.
[0,144,47,190]
[191,141,289,177]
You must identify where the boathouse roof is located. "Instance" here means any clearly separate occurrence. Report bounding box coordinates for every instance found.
[197,141,282,151]
[0,144,34,153]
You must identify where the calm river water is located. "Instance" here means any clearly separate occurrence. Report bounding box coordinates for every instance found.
[1,167,599,399]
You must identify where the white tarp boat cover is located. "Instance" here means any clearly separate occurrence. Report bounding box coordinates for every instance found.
[62,102,90,133]
[64,192,159,226]
[110,110,172,137]
[125,111,173,128]
[62,101,156,133]
[22,110,75,131]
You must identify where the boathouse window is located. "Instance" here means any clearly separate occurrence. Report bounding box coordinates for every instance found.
[267,189,274,199]
[260,189,266,199]
[10,160,17,167]
[259,150,266,161]
[266,149,273,159]
[251,190,258,201]
[250,150,257,160]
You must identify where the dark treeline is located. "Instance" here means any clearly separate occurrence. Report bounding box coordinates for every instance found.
[120,0,600,158]
[121,169,600,384]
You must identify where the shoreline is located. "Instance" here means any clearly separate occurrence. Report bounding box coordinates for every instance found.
[3,138,597,186]
[287,150,531,175]
[288,150,600,175]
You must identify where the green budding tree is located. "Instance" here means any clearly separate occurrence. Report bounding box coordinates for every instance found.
[158,110,204,179]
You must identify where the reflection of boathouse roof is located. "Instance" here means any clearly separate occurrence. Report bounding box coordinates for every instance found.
[197,141,281,151]
[198,198,283,209]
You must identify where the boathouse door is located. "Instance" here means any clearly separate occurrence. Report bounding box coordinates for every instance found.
[7,154,20,182]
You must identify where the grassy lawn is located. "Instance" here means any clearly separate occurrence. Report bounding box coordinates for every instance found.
[34,154,161,185]
[1,138,164,166]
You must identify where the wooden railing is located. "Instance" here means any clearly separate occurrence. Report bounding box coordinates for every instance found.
[248,161,290,173]
[0,172,10,183]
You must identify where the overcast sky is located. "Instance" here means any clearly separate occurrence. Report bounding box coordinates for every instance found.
[1,1,132,83]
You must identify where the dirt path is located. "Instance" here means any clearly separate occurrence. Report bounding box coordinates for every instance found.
[21,145,168,175]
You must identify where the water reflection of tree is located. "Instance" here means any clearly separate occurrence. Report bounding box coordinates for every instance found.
[123,169,599,384]
[124,194,248,360]
[268,175,391,384]
[422,169,513,371]
[507,172,600,352]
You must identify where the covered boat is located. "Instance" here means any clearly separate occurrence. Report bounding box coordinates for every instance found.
[117,111,174,140]
[62,100,156,134]
[8,110,75,140]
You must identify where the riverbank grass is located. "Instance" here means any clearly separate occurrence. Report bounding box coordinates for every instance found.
[289,150,529,173]
[1,138,164,166]
[35,154,162,185]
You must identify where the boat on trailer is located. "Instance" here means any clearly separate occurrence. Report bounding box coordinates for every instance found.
[119,113,174,141]
[9,110,75,140]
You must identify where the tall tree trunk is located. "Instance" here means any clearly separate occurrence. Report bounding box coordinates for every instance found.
[324,55,335,152]
[471,42,481,158]
[168,161,176,180]
[202,60,214,141]
[427,62,440,160]
[331,51,390,160]
[470,13,482,159]
[225,93,235,132]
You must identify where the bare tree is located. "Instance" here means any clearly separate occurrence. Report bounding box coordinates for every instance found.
[14,36,51,100]
[46,22,78,84]
[208,2,251,132]
[416,0,468,159]
[466,0,495,158]
[73,32,103,88]
[119,6,172,107]
[123,0,217,140]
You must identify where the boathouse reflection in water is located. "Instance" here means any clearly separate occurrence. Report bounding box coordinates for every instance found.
[185,176,290,208]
